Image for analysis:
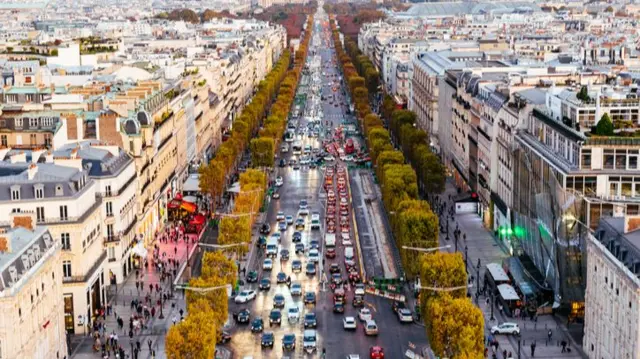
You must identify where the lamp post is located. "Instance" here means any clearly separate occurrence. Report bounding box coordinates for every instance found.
[464,245,468,269]
[490,290,495,321]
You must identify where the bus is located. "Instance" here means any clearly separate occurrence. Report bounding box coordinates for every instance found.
[292,140,302,155]
[344,138,355,155]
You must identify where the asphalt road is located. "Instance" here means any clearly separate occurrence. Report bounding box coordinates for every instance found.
[220,7,430,358]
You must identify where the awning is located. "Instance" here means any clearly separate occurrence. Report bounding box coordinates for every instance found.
[190,214,206,225]
[167,199,182,209]
[181,201,197,213]
[183,174,200,193]
[183,196,198,203]
[227,182,241,194]
[132,242,148,258]
[486,263,509,282]
[497,283,521,301]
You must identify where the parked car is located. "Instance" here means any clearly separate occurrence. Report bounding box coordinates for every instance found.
[491,322,520,336]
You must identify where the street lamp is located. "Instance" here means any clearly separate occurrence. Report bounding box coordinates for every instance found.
[401,245,451,253]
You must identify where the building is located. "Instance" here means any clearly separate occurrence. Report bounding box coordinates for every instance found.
[0,214,66,359]
[585,215,640,358]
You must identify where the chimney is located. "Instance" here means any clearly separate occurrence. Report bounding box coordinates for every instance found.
[44,151,54,163]
[27,164,37,180]
[31,148,45,163]
[10,211,36,231]
[0,228,10,253]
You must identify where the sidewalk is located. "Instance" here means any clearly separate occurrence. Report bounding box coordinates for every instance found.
[70,231,197,359]
[437,178,585,359]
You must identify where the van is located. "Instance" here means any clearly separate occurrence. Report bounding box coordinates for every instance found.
[266,238,278,257]
[325,233,336,247]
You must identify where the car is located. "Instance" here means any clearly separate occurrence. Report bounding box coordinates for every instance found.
[270,232,281,242]
[275,176,284,187]
[276,272,287,284]
[286,215,294,225]
[291,282,302,296]
[278,221,287,231]
[311,212,320,222]
[354,283,365,297]
[293,162,301,170]
[279,159,286,167]
[295,218,305,229]
[269,309,282,326]
[277,211,285,221]
[308,248,320,263]
[289,159,297,166]
[236,308,251,323]
[217,330,232,344]
[235,290,257,304]
[392,301,406,314]
[296,242,306,254]
[343,316,357,330]
[292,231,303,242]
[259,278,271,291]
[333,301,345,313]
[326,247,336,258]
[397,308,413,323]
[282,334,296,351]
[263,258,273,271]
[364,320,378,336]
[304,291,316,305]
[329,263,341,274]
[332,273,343,285]
[304,312,317,328]
[325,155,335,161]
[490,322,521,336]
[309,239,320,249]
[261,332,275,348]
[352,295,364,307]
[358,308,372,322]
[287,307,300,323]
[273,294,286,308]
[251,317,264,332]
[306,262,316,275]
[292,260,302,272]
[246,270,258,283]
[299,199,308,210]
[370,346,385,359]
[280,248,290,261]
[341,233,352,246]
[260,223,271,234]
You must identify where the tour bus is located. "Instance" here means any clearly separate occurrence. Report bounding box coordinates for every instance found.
[292,140,303,155]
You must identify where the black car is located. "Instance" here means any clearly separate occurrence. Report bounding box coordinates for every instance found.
[352,295,364,307]
[306,262,316,275]
[260,224,271,235]
[292,260,302,272]
[269,309,282,326]
[276,272,287,284]
[279,159,286,167]
[246,270,258,283]
[304,291,316,305]
[331,273,343,285]
[333,302,344,313]
[329,263,341,274]
[309,240,319,249]
[217,330,232,344]
[282,334,296,351]
[280,248,290,261]
[259,278,271,291]
[392,301,407,313]
[304,313,317,328]
[237,309,251,323]
[261,332,275,348]
[251,318,264,333]
[292,231,303,243]
[273,294,286,308]
[295,243,305,254]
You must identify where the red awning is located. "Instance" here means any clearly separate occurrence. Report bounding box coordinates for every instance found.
[175,193,183,200]
[168,200,182,209]
[190,214,206,225]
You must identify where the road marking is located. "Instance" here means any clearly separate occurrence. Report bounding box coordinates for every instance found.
[365,301,377,312]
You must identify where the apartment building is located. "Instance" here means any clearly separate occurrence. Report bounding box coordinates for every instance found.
[585,216,640,358]
[0,215,67,359]
[0,156,106,335]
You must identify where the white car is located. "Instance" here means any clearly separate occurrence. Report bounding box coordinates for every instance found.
[263,258,273,271]
[343,316,357,330]
[277,211,286,221]
[234,290,257,304]
[286,215,294,225]
[288,307,300,323]
[275,176,284,187]
[341,233,352,246]
[300,156,310,165]
[358,308,372,322]
[397,308,413,323]
[311,212,321,222]
[354,283,365,297]
[308,249,320,263]
[491,322,520,336]
[290,282,302,296]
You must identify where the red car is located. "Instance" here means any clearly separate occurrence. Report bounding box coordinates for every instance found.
[325,247,336,258]
[370,346,384,359]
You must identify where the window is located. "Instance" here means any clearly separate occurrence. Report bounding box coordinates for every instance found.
[10,187,20,201]
[107,224,114,240]
[29,118,38,128]
[44,134,52,147]
[35,186,43,199]
[604,149,615,169]
[105,202,113,217]
[108,247,116,261]
[61,233,70,250]
[0,135,6,147]
[14,118,22,128]
[62,261,71,279]
[629,156,638,170]
[105,185,112,196]
[29,134,36,146]
[59,205,68,221]
[581,149,591,169]
[36,207,45,222]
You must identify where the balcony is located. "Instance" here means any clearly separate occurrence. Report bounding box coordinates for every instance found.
[96,174,136,198]
[63,251,107,284]
[36,198,102,225]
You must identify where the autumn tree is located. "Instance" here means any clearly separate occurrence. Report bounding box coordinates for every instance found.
[381,94,396,122]
[381,164,418,212]
[376,150,404,180]
[166,307,217,359]
[424,294,484,358]
[394,200,439,277]
[198,161,226,211]
[218,216,251,250]
[419,252,467,308]
[250,137,275,167]
[413,144,445,195]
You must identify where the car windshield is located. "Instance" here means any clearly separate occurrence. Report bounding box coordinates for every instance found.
[284,335,295,342]
[305,314,315,319]
[304,335,316,342]
[289,308,299,314]
[263,333,273,340]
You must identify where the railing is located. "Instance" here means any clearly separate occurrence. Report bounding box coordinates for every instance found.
[36,198,102,225]
[63,251,107,284]
[96,174,136,198]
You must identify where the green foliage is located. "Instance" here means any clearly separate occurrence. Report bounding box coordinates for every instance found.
[594,113,614,136]
[250,137,275,167]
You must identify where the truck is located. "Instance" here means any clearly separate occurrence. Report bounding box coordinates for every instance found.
[266,238,278,257]
[325,233,336,247]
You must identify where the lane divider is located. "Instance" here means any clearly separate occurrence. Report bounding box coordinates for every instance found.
[346,168,366,281]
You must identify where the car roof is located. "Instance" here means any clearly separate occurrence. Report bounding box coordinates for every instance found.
[303,329,316,335]
[365,319,376,325]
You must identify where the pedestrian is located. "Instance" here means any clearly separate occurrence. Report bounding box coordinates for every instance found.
[547,329,552,342]
[148,339,152,351]
[128,329,133,339]
[561,340,567,353]
[136,340,141,351]
[174,246,177,255]
[172,316,177,325]
[531,342,536,357]
[179,308,184,317]
[149,284,153,293]
[508,351,512,358]
[151,306,156,318]
[502,349,507,359]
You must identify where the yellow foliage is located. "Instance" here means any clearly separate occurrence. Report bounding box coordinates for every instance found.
[165,307,217,359]
[419,252,467,309]
[425,294,484,358]
[186,276,230,331]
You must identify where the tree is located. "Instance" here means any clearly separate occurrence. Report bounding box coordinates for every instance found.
[165,306,217,359]
[240,169,267,189]
[419,252,467,308]
[250,137,275,167]
[365,67,380,95]
[376,150,404,179]
[395,200,439,277]
[381,94,396,121]
[363,113,383,133]
[424,294,484,358]
[595,113,614,136]
[414,145,445,195]
[381,164,418,211]
[218,216,251,249]
[576,86,590,102]
[199,161,226,211]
